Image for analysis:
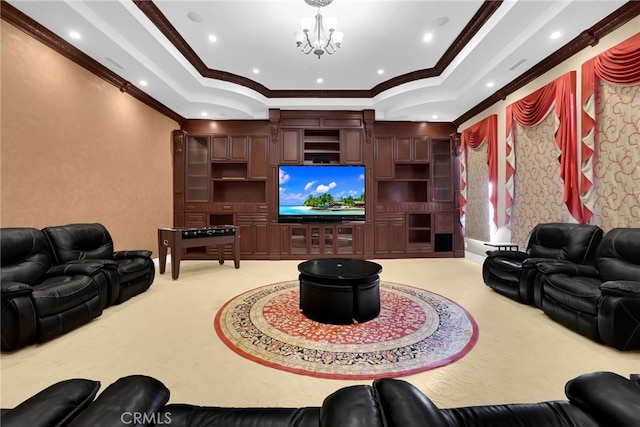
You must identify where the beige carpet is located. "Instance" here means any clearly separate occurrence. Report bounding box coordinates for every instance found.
[1,258,638,410]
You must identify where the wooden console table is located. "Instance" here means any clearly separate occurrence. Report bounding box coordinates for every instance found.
[158,226,240,280]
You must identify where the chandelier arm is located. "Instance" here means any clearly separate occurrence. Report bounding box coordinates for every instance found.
[325,30,334,51]
[299,31,313,54]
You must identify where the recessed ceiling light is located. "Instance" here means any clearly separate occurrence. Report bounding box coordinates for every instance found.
[316,78,323,84]
[377,69,384,75]
[69,31,81,40]
[432,16,449,27]
[253,68,260,74]
[139,80,148,87]
[187,11,205,23]
[432,115,438,119]
[550,31,562,40]
[201,112,208,117]
[423,33,433,43]
[208,34,217,43]
[486,81,495,88]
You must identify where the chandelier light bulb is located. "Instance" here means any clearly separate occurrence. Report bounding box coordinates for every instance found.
[333,31,344,46]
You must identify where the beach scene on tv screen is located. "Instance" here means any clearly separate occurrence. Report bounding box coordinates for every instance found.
[279,166,365,216]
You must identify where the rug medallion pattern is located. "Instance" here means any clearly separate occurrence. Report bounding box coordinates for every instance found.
[215,280,478,379]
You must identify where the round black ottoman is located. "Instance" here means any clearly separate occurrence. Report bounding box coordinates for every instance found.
[298,258,382,324]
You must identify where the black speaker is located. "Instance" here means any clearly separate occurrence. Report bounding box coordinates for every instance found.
[312,156,331,164]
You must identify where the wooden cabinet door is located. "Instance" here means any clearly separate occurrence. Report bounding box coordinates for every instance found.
[211,137,228,160]
[237,213,269,255]
[390,222,406,253]
[230,136,248,160]
[375,222,391,254]
[375,137,394,179]
[341,129,363,164]
[249,135,268,178]
[254,223,269,254]
[414,138,430,161]
[186,136,209,202]
[374,219,406,254]
[395,138,411,162]
[281,129,302,164]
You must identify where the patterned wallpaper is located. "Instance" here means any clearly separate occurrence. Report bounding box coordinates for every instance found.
[591,81,640,229]
[464,144,490,241]
[511,113,573,249]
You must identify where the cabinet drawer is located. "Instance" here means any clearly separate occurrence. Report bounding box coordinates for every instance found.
[184,213,206,227]
[237,213,268,223]
[375,212,405,222]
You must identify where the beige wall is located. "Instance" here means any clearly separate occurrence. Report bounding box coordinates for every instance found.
[1,21,178,255]
[458,18,640,257]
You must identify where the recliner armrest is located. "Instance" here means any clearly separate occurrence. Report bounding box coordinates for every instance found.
[373,378,454,427]
[1,379,100,427]
[114,250,152,260]
[522,257,558,268]
[565,371,640,426]
[1,282,33,298]
[600,281,640,298]
[68,375,169,427]
[537,262,598,277]
[46,262,111,278]
[320,385,385,427]
[485,250,528,261]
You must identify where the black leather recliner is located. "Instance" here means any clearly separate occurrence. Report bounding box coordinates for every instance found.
[1,228,106,351]
[539,227,640,350]
[482,223,603,306]
[43,223,155,306]
[2,371,639,427]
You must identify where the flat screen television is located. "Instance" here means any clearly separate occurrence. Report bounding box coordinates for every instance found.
[279,165,365,223]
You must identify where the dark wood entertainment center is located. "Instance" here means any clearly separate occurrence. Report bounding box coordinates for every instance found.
[172,109,463,260]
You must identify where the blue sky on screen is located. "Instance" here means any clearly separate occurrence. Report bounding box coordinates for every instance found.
[279,166,365,206]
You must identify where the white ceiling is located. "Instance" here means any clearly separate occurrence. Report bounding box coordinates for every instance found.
[6,0,628,122]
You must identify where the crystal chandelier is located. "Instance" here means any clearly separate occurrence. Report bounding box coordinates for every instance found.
[295,0,344,59]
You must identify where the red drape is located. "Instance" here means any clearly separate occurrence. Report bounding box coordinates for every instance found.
[460,115,498,228]
[506,71,582,223]
[580,33,640,222]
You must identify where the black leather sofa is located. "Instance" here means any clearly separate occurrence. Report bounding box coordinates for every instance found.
[1,224,154,352]
[2,371,639,427]
[482,223,603,306]
[538,227,640,351]
[43,223,155,306]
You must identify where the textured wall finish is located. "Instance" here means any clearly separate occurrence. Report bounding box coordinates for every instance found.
[1,21,177,255]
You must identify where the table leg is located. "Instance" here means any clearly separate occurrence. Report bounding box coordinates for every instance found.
[217,244,225,264]
[233,234,240,269]
[171,236,181,280]
[158,230,167,275]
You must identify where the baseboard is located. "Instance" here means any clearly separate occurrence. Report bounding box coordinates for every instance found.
[465,251,485,264]
[153,255,170,267]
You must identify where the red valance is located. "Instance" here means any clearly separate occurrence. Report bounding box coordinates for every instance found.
[580,33,640,222]
[506,71,582,223]
[460,115,498,228]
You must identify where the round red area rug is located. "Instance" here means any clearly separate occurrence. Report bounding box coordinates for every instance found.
[214,280,478,379]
